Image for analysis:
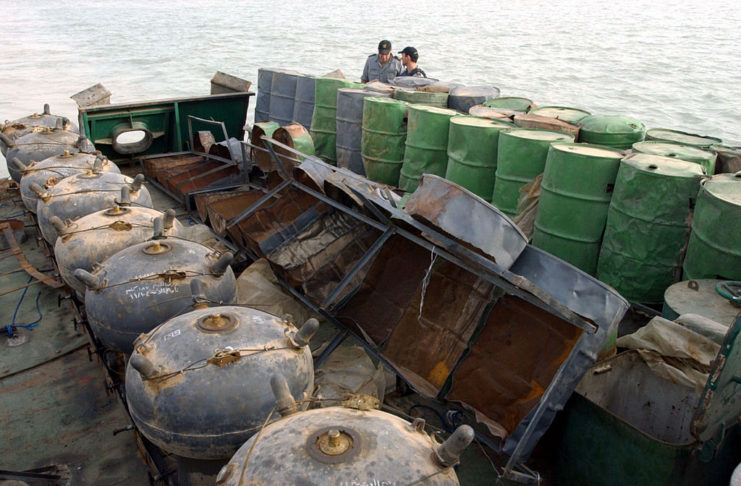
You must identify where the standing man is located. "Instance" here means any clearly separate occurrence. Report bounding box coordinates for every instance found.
[361,40,403,84]
[398,46,427,77]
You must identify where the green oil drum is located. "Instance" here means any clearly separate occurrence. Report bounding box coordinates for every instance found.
[683,172,741,280]
[310,77,363,165]
[444,116,512,201]
[597,153,704,303]
[482,96,535,113]
[529,106,591,125]
[490,129,574,217]
[398,105,459,192]
[361,97,408,185]
[632,141,717,175]
[532,143,624,275]
[578,115,646,150]
[393,89,449,108]
[646,128,722,149]
[663,279,741,325]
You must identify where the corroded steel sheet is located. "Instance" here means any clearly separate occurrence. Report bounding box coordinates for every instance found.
[446,296,582,437]
[404,174,528,269]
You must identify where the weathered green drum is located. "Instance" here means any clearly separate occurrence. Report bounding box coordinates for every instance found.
[529,106,591,125]
[483,96,535,113]
[532,143,623,275]
[578,115,646,150]
[683,172,741,280]
[444,116,511,201]
[597,153,704,303]
[361,97,408,186]
[490,129,574,217]
[393,89,449,108]
[398,105,459,192]
[646,128,722,149]
[310,77,363,165]
[632,140,717,175]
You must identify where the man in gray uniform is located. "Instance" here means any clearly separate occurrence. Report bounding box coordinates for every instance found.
[361,40,403,84]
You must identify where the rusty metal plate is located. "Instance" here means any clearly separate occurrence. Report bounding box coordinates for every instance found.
[336,235,431,345]
[142,154,203,179]
[404,174,528,269]
[171,164,238,197]
[230,185,331,258]
[381,260,494,396]
[446,295,582,437]
[205,191,267,237]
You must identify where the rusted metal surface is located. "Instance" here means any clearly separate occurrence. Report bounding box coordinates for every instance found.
[513,113,580,138]
[336,236,494,396]
[205,191,267,238]
[1,222,63,289]
[142,152,239,201]
[446,296,582,437]
[142,153,203,179]
[404,174,528,269]
[272,122,314,173]
[266,211,380,303]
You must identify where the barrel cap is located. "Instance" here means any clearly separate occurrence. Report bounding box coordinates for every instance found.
[632,141,716,164]
[483,96,534,112]
[623,152,705,178]
[504,128,574,142]
[550,142,624,159]
[579,114,646,135]
[646,128,722,148]
[530,105,591,124]
[450,115,512,129]
[703,172,741,205]
[407,104,459,117]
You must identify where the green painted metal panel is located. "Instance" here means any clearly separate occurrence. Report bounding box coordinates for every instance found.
[532,143,623,276]
[578,114,646,150]
[529,105,591,125]
[361,97,408,186]
[555,392,741,486]
[393,89,449,108]
[646,128,723,149]
[683,172,741,280]
[598,153,704,303]
[309,77,363,165]
[444,116,511,201]
[482,96,535,113]
[633,140,717,175]
[80,93,252,163]
[398,105,459,192]
[491,129,573,217]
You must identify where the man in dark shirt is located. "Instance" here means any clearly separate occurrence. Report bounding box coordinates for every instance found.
[398,46,427,77]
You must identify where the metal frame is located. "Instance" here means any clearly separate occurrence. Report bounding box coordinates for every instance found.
[216,136,613,482]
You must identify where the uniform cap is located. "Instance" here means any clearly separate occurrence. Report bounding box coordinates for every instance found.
[378,40,392,54]
[399,46,419,62]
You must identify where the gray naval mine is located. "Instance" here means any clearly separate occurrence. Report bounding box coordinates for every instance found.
[0,67,739,486]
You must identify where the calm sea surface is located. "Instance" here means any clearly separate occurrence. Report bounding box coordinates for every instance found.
[1,0,739,177]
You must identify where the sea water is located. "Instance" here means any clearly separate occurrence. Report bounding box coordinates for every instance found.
[1,0,739,177]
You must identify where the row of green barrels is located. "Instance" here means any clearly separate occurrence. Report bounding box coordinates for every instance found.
[357,96,740,304]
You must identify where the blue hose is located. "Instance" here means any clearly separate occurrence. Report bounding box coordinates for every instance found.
[5,276,44,337]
